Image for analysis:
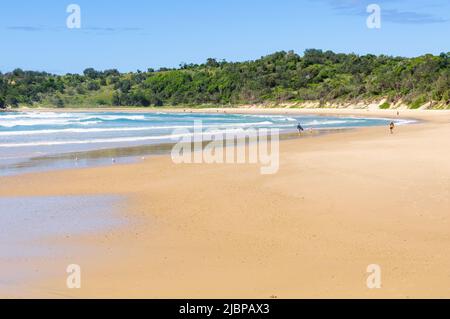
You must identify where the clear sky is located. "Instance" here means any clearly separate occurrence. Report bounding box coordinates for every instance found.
[1,0,449,74]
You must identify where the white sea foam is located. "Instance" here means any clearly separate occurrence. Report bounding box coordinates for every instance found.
[0,112,77,119]
[243,114,297,121]
[0,114,149,128]
[0,128,250,148]
[0,112,414,150]
[76,115,147,121]
[303,119,365,125]
[0,121,274,136]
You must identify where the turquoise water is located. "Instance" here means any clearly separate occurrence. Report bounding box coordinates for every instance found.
[0,111,413,175]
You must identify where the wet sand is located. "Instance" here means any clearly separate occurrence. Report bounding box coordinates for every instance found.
[0,109,449,298]
[0,195,124,298]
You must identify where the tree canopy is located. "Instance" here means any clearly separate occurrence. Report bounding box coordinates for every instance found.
[1,50,449,109]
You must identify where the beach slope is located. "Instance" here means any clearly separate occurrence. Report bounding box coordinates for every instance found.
[0,110,449,298]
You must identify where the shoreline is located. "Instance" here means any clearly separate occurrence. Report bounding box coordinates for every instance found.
[10,105,447,122]
[0,109,449,298]
[0,109,417,177]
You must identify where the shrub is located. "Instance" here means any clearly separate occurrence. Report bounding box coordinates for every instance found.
[379,102,390,109]
[409,95,428,109]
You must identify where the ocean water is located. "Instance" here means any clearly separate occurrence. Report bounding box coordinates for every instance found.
[0,111,413,175]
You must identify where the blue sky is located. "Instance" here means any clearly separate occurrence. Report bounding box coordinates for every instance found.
[1,0,449,74]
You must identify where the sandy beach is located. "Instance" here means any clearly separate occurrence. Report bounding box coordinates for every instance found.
[1,108,449,298]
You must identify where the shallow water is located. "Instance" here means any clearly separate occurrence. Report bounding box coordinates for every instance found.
[0,195,123,259]
[0,195,124,295]
[0,111,413,176]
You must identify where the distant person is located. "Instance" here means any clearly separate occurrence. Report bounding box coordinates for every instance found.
[389,121,395,134]
[297,123,304,134]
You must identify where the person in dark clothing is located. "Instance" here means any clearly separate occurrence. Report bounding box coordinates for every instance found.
[389,121,395,134]
[297,123,304,134]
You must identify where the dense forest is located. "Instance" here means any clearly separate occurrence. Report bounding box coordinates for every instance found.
[1,49,449,109]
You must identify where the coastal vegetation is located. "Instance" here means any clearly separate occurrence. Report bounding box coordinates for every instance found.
[0,49,449,109]
[379,102,391,109]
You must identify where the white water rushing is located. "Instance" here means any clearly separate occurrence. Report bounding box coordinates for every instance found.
[0,111,413,175]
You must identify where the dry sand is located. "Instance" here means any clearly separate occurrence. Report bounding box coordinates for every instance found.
[0,109,449,298]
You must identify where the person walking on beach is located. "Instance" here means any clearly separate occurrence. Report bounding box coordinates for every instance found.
[389,121,395,134]
[297,122,304,135]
